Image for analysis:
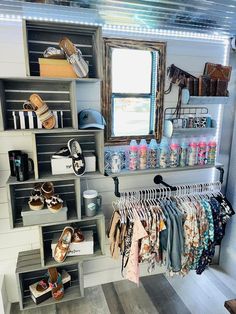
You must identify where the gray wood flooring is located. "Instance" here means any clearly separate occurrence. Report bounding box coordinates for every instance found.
[10,267,235,314]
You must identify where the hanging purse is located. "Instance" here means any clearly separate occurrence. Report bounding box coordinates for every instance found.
[165,64,197,117]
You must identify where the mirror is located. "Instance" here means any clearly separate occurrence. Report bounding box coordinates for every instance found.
[103,38,166,145]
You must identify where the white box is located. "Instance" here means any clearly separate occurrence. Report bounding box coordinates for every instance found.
[51,153,96,175]
[51,230,94,257]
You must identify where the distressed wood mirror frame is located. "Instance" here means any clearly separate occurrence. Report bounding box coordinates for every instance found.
[102,37,166,145]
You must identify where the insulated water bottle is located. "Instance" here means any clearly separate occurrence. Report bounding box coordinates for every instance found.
[207,139,217,165]
[129,139,138,170]
[169,139,180,168]
[180,139,188,167]
[139,139,148,170]
[159,138,169,169]
[188,139,198,166]
[198,139,207,165]
[148,139,159,169]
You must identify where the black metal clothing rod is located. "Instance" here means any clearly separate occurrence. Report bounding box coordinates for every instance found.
[111,166,224,198]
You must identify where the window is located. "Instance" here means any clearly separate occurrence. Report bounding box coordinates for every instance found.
[103,38,166,144]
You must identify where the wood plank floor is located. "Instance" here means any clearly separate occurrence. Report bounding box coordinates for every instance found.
[11,268,235,314]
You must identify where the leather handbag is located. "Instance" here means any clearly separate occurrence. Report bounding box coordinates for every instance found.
[216,79,228,96]
[199,75,210,96]
[165,64,197,117]
[210,79,217,96]
[204,63,232,81]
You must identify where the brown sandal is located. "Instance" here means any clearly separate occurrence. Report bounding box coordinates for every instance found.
[48,267,64,300]
[59,37,89,78]
[28,94,56,129]
[41,182,54,199]
[72,229,84,243]
[46,195,63,213]
[54,226,74,263]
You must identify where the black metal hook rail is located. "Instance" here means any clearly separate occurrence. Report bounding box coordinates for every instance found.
[111,166,224,198]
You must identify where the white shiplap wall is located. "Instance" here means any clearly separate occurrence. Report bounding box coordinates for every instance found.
[0,20,228,302]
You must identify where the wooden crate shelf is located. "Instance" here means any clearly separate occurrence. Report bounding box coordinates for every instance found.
[24,20,102,79]
[7,178,81,229]
[33,130,104,179]
[0,77,77,131]
[16,249,83,310]
[39,213,105,267]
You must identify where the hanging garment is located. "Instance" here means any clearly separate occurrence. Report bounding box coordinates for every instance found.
[107,184,234,285]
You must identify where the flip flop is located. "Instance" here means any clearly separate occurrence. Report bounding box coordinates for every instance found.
[28,94,56,129]
[67,138,86,176]
[59,37,89,78]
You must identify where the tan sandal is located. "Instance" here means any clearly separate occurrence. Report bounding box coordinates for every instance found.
[28,195,44,211]
[59,37,89,78]
[28,94,56,129]
[54,226,74,263]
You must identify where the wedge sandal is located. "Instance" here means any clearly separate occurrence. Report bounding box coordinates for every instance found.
[27,94,56,129]
[46,195,63,213]
[48,267,64,301]
[28,195,44,211]
[41,182,54,199]
[54,226,74,263]
[59,37,89,78]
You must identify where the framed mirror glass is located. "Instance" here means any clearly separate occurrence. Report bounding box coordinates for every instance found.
[103,38,166,145]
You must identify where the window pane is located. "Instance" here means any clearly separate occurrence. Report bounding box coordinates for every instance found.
[113,97,151,136]
[112,49,152,94]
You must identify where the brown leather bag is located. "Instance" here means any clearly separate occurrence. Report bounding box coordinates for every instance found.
[204,63,232,81]
[216,79,228,96]
[199,75,210,96]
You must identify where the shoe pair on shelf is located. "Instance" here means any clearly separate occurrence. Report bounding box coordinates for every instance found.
[43,37,89,78]
[54,226,84,263]
[36,267,64,301]
[52,138,86,177]
[28,182,63,213]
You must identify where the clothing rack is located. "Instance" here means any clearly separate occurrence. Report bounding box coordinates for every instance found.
[112,165,224,197]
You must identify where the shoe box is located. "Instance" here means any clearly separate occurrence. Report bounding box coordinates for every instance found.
[51,230,94,257]
[51,153,96,175]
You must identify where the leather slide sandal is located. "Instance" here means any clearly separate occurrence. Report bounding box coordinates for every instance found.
[72,229,84,243]
[48,267,64,301]
[29,94,56,129]
[54,226,74,263]
[67,138,86,176]
[59,37,89,78]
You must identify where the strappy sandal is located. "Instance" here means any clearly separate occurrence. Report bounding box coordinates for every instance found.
[36,278,49,292]
[28,184,45,210]
[23,94,56,129]
[46,195,63,213]
[48,267,64,301]
[28,195,45,211]
[72,229,84,243]
[54,226,74,263]
[67,138,86,176]
[59,37,89,78]
[41,182,54,199]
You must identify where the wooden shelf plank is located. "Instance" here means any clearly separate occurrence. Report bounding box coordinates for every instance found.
[22,284,82,310]
[106,163,223,178]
